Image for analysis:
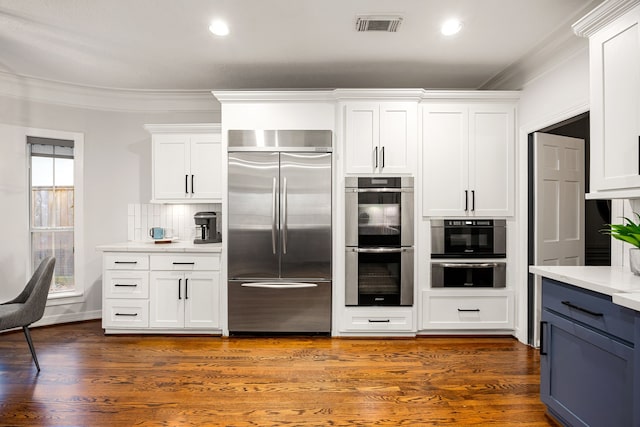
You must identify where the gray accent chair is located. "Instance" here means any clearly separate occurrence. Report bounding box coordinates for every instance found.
[0,256,56,371]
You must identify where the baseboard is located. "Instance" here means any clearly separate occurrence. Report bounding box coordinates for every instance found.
[34,310,102,328]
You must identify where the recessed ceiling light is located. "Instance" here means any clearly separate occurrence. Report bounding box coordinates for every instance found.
[441,18,462,36]
[209,20,229,36]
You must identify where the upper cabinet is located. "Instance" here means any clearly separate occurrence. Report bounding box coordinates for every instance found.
[146,124,222,203]
[343,100,418,175]
[422,102,516,217]
[574,0,640,198]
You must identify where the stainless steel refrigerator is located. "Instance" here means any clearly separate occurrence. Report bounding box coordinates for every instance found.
[227,130,332,334]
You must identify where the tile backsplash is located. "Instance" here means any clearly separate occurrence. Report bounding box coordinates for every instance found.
[128,203,221,242]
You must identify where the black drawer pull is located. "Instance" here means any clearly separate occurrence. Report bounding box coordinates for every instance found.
[115,313,138,317]
[561,301,603,317]
[114,284,138,287]
[540,321,548,355]
[458,308,480,312]
[173,262,196,265]
[114,261,137,264]
[368,319,390,323]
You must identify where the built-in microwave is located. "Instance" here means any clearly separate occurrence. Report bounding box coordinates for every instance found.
[431,219,506,259]
[431,261,506,288]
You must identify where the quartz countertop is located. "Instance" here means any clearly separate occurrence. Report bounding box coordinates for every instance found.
[529,265,640,312]
[96,240,222,253]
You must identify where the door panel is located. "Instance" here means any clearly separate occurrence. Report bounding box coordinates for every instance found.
[228,152,280,279]
[280,152,332,279]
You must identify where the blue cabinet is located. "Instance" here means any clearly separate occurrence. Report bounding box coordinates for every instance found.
[540,278,638,426]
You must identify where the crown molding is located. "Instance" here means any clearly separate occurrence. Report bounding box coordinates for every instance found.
[0,71,220,113]
[421,90,520,101]
[332,88,424,101]
[144,123,221,134]
[212,90,335,104]
[573,0,640,37]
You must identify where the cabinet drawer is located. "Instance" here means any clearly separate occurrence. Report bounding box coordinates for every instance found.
[104,253,149,270]
[103,300,149,328]
[542,278,635,343]
[422,291,513,329]
[341,308,414,332]
[150,254,220,271]
[104,271,149,299]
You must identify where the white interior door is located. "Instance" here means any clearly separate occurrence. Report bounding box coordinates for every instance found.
[532,132,585,344]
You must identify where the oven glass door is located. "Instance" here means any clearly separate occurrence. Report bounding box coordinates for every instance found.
[357,250,401,305]
[357,191,401,247]
[444,226,494,256]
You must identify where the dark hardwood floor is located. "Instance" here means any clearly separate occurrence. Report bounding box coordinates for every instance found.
[0,321,554,426]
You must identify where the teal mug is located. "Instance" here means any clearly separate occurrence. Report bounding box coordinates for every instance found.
[149,227,165,239]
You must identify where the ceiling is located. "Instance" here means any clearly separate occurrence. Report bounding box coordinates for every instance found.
[0,0,602,92]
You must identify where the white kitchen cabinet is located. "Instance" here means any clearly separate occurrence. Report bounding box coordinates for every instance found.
[420,289,514,331]
[344,101,417,174]
[339,307,415,334]
[574,3,640,197]
[146,124,222,203]
[101,250,221,334]
[149,254,220,329]
[422,103,515,217]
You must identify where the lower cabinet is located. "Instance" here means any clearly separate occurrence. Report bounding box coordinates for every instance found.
[339,307,415,334]
[420,290,514,330]
[102,251,220,334]
[540,278,638,426]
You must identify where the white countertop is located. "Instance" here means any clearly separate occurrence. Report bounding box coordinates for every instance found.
[529,265,640,312]
[96,240,222,253]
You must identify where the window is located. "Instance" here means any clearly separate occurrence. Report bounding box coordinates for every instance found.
[28,136,76,295]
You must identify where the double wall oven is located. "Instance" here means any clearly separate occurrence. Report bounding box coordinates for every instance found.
[345,177,414,306]
[431,219,506,288]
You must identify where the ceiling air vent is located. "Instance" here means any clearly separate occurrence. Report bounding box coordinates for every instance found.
[355,15,403,32]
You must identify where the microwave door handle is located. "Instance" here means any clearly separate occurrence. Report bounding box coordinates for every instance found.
[438,263,499,268]
[272,176,277,254]
[354,247,408,253]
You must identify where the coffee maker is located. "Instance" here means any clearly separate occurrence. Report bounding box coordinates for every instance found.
[193,212,221,244]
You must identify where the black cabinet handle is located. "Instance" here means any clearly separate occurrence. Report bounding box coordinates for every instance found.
[471,190,475,211]
[115,313,138,317]
[178,278,182,300]
[185,278,189,300]
[374,146,378,168]
[191,175,194,194]
[465,190,468,211]
[115,261,137,264]
[381,146,385,168]
[173,262,195,265]
[185,174,189,194]
[114,284,138,287]
[368,319,390,323]
[540,321,548,355]
[561,301,603,317]
[457,308,480,312]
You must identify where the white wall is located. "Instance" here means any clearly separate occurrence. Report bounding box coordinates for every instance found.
[514,45,591,343]
[0,92,218,325]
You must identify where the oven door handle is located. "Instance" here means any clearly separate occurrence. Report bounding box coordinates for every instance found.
[350,247,410,253]
[437,262,499,268]
[240,282,318,289]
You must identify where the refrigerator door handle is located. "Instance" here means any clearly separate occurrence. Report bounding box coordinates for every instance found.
[240,282,318,289]
[282,176,288,254]
[271,176,277,254]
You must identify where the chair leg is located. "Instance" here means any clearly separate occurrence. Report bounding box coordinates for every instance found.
[22,326,40,372]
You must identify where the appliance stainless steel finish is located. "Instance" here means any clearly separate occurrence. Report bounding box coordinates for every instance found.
[431,219,506,258]
[227,130,332,334]
[431,261,506,288]
[345,177,414,306]
[193,211,221,244]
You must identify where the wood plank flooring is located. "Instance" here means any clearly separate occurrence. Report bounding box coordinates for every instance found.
[0,321,554,426]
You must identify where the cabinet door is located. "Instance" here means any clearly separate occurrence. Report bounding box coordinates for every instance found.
[149,272,184,328]
[345,103,379,174]
[540,310,634,427]
[184,272,219,329]
[590,7,640,191]
[190,134,222,200]
[469,104,514,216]
[153,135,190,200]
[379,102,417,174]
[422,104,469,216]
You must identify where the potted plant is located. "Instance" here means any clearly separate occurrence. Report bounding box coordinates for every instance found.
[602,213,640,275]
